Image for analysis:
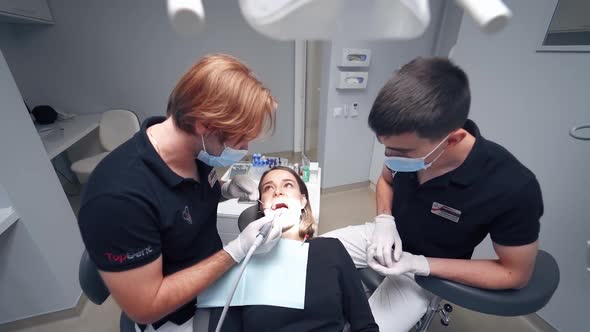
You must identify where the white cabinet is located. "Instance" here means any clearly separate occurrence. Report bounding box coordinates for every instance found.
[0,0,53,24]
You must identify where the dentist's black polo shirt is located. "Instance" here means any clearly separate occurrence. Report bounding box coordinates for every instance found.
[392,120,543,259]
[78,116,222,329]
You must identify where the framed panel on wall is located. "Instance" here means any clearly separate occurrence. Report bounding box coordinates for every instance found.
[538,0,590,52]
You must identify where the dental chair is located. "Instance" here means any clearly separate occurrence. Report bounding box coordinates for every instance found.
[358,251,560,331]
[237,205,560,331]
[78,250,138,332]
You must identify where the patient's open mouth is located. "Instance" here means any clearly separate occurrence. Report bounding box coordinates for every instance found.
[272,202,289,210]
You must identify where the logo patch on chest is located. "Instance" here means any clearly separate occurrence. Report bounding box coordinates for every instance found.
[431,202,461,223]
[208,169,218,188]
[182,206,193,224]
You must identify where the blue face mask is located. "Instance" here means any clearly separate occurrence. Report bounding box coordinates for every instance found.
[197,135,248,167]
[384,135,448,173]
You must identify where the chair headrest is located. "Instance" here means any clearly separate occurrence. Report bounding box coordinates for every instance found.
[238,205,264,232]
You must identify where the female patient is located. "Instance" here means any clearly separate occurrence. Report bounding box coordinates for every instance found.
[213,166,378,332]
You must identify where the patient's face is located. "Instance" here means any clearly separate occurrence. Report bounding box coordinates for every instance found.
[259,169,307,230]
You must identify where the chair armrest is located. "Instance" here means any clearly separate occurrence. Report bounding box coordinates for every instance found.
[415,250,560,316]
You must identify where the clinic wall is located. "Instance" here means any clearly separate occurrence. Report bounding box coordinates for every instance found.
[451,1,590,330]
[323,1,445,189]
[0,184,11,208]
[0,48,83,323]
[0,0,295,153]
[432,0,463,57]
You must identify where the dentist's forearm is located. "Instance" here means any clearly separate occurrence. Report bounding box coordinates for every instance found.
[103,250,235,325]
[142,250,235,323]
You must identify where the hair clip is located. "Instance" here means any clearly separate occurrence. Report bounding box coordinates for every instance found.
[301,234,310,247]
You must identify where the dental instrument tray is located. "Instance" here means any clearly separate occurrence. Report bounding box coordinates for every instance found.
[228,163,251,180]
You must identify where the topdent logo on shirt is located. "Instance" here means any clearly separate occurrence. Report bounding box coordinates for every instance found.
[182,206,193,224]
[104,246,153,264]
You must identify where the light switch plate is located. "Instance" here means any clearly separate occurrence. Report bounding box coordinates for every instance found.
[350,102,359,117]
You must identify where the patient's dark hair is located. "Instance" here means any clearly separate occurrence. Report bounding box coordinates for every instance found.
[258,166,316,239]
[368,57,470,140]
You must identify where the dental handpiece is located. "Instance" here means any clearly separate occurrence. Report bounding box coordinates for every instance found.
[215,220,275,332]
[256,220,273,240]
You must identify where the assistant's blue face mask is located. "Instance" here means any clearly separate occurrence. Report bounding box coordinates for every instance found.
[197,135,247,167]
[384,135,449,173]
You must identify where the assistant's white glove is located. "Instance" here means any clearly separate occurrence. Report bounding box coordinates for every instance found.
[370,214,403,267]
[221,175,258,201]
[223,212,282,263]
[367,245,430,276]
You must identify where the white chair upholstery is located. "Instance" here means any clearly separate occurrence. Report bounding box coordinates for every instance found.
[99,109,141,151]
[71,109,139,184]
[71,152,110,184]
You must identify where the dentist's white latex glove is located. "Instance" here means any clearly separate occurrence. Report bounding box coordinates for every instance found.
[367,244,430,276]
[221,175,258,201]
[223,211,282,263]
[369,214,403,267]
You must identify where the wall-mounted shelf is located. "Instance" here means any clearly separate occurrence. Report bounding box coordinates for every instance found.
[339,48,372,67]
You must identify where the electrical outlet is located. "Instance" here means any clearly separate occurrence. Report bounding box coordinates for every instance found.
[333,107,343,117]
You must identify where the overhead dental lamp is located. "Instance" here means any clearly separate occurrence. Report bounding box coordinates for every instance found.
[167,0,205,35]
[167,0,512,39]
[455,0,512,34]
[237,0,512,40]
[238,0,431,40]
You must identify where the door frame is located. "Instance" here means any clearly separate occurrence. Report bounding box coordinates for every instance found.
[293,40,306,153]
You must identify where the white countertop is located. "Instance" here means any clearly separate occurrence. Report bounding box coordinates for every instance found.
[0,207,18,236]
[36,114,101,160]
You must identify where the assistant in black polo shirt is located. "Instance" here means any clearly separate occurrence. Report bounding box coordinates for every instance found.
[77,54,282,331]
[323,57,543,332]
[392,119,542,260]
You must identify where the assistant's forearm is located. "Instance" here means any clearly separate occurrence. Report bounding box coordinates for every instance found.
[427,257,530,290]
[376,176,394,215]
